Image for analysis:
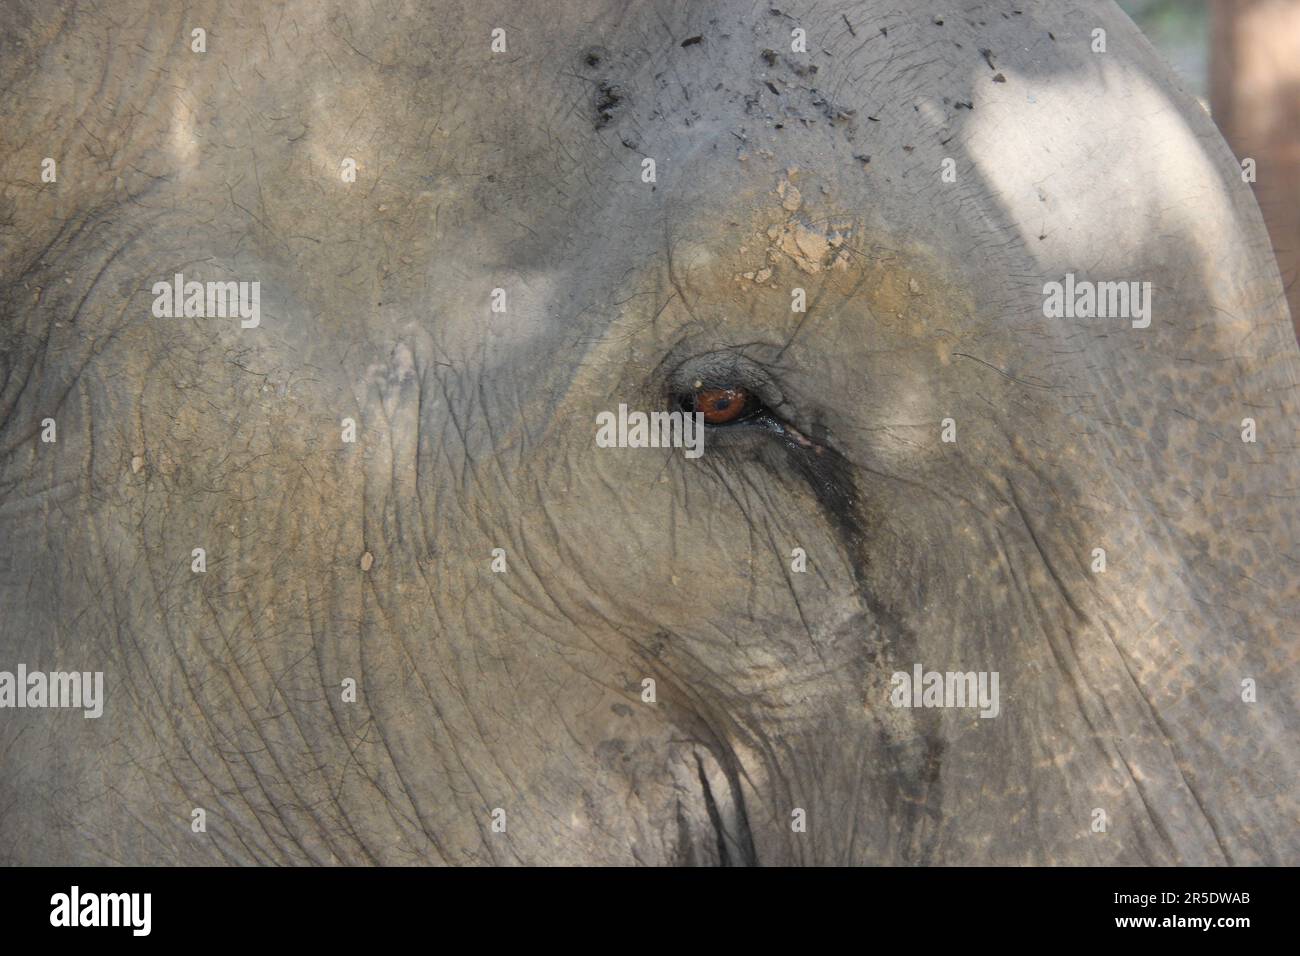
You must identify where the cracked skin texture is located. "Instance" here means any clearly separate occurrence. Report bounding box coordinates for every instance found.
[0,0,1297,864]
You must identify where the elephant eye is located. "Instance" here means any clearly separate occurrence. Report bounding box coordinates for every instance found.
[680,384,759,425]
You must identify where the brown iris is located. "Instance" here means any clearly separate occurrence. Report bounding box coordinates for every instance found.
[693,385,750,425]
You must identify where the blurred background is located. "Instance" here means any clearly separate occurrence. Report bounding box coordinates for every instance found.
[1119,0,1300,342]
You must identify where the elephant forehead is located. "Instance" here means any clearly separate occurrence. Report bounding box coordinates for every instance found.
[629,164,987,360]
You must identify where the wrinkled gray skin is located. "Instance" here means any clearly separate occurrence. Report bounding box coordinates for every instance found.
[0,0,1297,866]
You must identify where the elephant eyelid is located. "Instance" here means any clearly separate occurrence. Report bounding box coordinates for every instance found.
[675,382,827,456]
[664,351,800,436]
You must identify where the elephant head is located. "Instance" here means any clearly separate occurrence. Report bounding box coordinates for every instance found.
[0,0,1295,865]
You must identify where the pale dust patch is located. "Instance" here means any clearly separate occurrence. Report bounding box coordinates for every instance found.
[766,220,853,274]
[778,178,803,212]
[764,172,854,273]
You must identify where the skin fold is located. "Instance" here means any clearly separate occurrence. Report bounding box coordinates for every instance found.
[0,0,1296,865]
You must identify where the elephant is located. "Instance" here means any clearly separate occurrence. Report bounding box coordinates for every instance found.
[0,0,1296,866]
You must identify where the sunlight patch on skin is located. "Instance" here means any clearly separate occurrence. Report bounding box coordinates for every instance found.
[471,271,566,349]
[304,84,381,191]
[916,98,949,129]
[673,240,719,274]
[964,59,1244,332]
[168,94,200,172]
